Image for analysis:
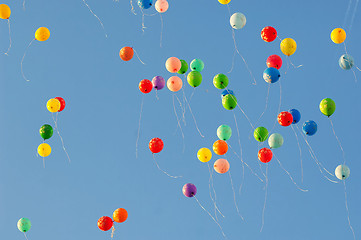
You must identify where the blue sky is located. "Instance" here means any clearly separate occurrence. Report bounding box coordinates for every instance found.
[0,0,360,239]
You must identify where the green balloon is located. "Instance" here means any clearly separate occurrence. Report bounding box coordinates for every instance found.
[213,74,229,89]
[177,60,188,74]
[222,94,237,110]
[254,127,269,142]
[187,71,202,87]
[39,124,53,140]
[268,133,284,148]
[17,218,31,232]
[217,124,232,141]
[319,98,336,117]
[190,58,204,72]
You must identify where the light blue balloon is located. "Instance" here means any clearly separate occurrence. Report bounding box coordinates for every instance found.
[263,67,280,83]
[230,13,246,29]
[302,120,317,136]
[217,125,232,141]
[339,54,354,70]
[335,164,350,180]
[221,89,234,99]
[190,59,204,72]
[268,133,284,149]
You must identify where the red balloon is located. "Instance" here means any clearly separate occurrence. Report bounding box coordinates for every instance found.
[97,216,113,231]
[266,55,282,69]
[55,97,66,112]
[277,111,293,126]
[261,26,277,42]
[258,148,273,163]
[149,138,164,153]
[139,79,153,94]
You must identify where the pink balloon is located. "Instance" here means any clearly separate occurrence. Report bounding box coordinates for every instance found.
[167,76,183,92]
[213,159,230,174]
[155,0,169,13]
[266,55,282,69]
[166,57,181,73]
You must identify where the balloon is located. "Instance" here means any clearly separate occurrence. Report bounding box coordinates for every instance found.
[187,71,202,87]
[335,164,350,180]
[97,216,113,231]
[152,76,165,90]
[339,54,354,70]
[213,159,230,174]
[221,89,234,98]
[254,127,268,142]
[167,76,183,92]
[277,111,293,126]
[197,148,212,163]
[266,55,282,69]
[222,94,237,110]
[46,98,61,113]
[258,148,273,163]
[268,133,284,149]
[319,98,336,117]
[17,218,31,232]
[178,60,188,74]
[280,38,297,56]
[182,183,197,197]
[55,97,66,112]
[263,67,280,83]
[0,4,11,19]
[331,28,346,44]
[261,26,277,42]
[38,143,51,157]
[35,27,50,41]
[218,0,231,4]
[302,120,317,136]
[119,47,134,61]
[217,124,232,141]
[113,208,128,223]
[39,124,53,140]
[155,0,168,13]
[213,74,229,89]
[166,57,181,73]
[149,137,164,153]
[139,79,153,93]
[190,59,204,72]
[213,140,228,155]
[138,0,153,9]
[230,13,246,29]
[289,109,301,124]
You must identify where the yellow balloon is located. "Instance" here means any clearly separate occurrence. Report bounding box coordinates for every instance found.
[280,38,297,56]
[47,98,60,113]
[197,148,212,163]
[35,27,50,41]
[0,4,11,19]
[38,143,51,157]
[218,0,231,4]
[331,28,346,44]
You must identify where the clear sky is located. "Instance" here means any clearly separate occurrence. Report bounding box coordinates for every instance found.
[0,0,360,239]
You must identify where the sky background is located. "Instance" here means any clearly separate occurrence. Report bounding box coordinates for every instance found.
[0,0,360,239]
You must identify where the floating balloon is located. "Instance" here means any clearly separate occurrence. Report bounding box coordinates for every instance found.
[222,94,237,110]
[0,4,10,19]
[258,148,273,163]
[152,76,165,90]
[331,28,346,44]
[319,98,336,117]
[138,0,153,9]
[55,97,66,112]
[35,27,50,41]
[119,47,134,61]
[213,74,229,89]
[302,120,317,136]
[167,76,183,92]
[230,12,246,29]
[217,124,232,141]
[47,98,61,113]
[289,109,301,124]
[38,143,51,157]
[221,89,234,98]
[97,216,113,231]
[268,133,284,149]
[155,0,168,13]
[113,208,128,223]
[218,0,231,4]
[183,183,197,197]
[335,164,350,180]
[266,55,282,69]
[214,159,230,174]
[178,60,188,74]
[17,218,31,232]
[213,140,228,155]
[139,79,153,93]
[190,59,204,72]
[166,57,181,73]
[277,111,293,126]
[197,148,212,163]
[339,54,354,70]
[280,38,297,56]
[149,137,164,153]
[254,127,268,142]
[40,124,53,140]
[261,26,277,42]
[263,67,280,83]
[187,71,202,87]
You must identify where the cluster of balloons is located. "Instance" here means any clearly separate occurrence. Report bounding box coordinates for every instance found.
[97,208,128,232]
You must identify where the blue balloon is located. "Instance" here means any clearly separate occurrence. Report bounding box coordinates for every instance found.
[289,109,301,124]
[138,0,152,9]
[339,54,354,70]
[221,89,235,99]
[302,120,317,136]
[263,67,280,83]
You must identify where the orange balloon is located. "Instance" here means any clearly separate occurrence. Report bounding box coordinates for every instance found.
[213,140,228,155]
[214,159,230,174]
[165,57,181,73]
[119,47,134,61]
[167,76,183,92]
[113,208,128,223]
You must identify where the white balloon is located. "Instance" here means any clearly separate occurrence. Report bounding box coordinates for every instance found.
[335,164,350,180]
[230,12,246,29]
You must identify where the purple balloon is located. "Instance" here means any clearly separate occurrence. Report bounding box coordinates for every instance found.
[182,183,197,197]
[152,76,165,90]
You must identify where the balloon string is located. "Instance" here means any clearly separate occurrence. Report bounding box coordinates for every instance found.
[207,162,225,219]
[255,83,270,126]
[23,0,26,10]
[133,49,146,65]
[329,118,346,165]
[343,0,353,29]
[228,171,244,220]
[172,95,185,151]
[152,154,181,178]
[343,181,356,240]
[188,87,196,105]
[175,93,186,126]
[288,56,303,69]
[277,35,283,41]
[227,49,236,74]
[351,68,358,83]
[155,89,159,100]
[4,19,12,55]
[343,42,349,54]
[180,87,187,126]
[111,226,115,239]
[182,90,204,138]
[260,164,268,232]
[135,95,144,158]
[130,0,137,15]
[52,113,71,163]
[159,13,164,48]
[21,38,35,82]
[355,65,361,71]
[194,196,227,239]
[270,80,282,133]
[291,125,304,182]
[348,0,359,33]
[140,8,146,33]
[82,0,108,38]
[23,232,29,240]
